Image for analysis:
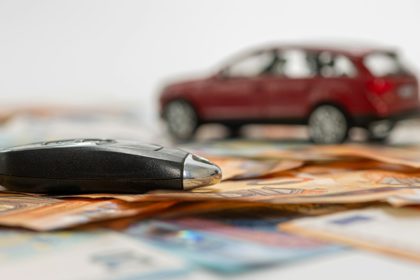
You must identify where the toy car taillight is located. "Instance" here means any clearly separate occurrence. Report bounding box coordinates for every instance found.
[366,78,395,95]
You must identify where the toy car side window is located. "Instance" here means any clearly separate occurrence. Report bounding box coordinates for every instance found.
[364,52,407,77]
[225,51,274,78]
[334,55,357,77]
[278,50,314,78]
[316,52,357,78]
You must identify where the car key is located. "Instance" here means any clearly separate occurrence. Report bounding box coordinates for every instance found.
[0,138,222,194]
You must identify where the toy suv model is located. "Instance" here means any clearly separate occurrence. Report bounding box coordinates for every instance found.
[159,44,420,143]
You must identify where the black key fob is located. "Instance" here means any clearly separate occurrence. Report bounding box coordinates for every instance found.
[0,139,221,194]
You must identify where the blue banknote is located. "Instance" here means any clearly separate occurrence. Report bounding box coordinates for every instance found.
[124,219,342,273]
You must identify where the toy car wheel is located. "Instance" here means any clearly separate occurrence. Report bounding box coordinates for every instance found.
[164,100,198,141]
[308,105,349,144]
[367,120,394,142]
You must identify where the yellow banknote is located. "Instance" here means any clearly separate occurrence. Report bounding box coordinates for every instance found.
[316,144,420,168]
[71,169,420,206]
[208,156,303,180]
[0,193,61,216]
[157,200,371,218]
[0,197,176,231]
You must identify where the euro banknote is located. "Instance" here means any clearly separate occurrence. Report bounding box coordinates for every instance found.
[0,229,188,279]
[315,144,420,168]
[157,200,370,219]
[0,193,61,216]
[88,169,420,206]
[187,140,420,168]
[280,206,420,263]
[208,156,303,180]
[123,218,340,273]
[0,195,176,230]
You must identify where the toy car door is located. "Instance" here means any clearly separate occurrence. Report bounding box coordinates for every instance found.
[198,50,274,121]
[258,49,314,120]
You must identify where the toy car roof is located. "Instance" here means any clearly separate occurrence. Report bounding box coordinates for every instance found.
[251,42,398,58]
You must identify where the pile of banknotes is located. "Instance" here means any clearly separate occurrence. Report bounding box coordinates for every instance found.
[1,139,420,279]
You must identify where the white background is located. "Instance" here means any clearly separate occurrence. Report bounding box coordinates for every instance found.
[0,0,419,122]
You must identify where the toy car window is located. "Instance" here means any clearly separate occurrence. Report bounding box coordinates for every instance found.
[364,52,407,77]
[280,50,313,78]
[226,51,274,77]
[313,52,357,78]
[334,55,357,77]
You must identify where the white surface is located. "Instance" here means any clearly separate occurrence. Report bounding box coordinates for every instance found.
[0,0,419,123]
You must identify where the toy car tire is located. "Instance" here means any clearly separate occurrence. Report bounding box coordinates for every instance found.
[163,100,198,141]
[308,105,349,144]
[367,120,395,143]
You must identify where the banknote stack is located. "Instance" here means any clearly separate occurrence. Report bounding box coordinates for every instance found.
[1,139,420,279]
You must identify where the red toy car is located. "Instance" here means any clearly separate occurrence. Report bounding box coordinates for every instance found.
[159,44,420,143]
